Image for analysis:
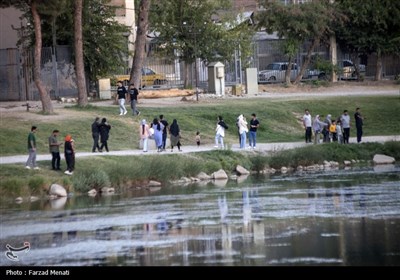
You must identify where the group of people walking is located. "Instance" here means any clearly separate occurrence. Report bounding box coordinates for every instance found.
[139,115,182,153]
[302,107,365,144]
[24,104,365,175]
[91,117,112,153]
[116,81,141,116]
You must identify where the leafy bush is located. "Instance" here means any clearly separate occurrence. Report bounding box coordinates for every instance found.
[28,176,46,194]
[72,168,111,193]
[383,141,400,160]
[0,178,26,196]
[250,155,269,173]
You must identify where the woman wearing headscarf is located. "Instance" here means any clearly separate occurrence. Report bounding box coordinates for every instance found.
[237,114,248,149]
[169,119,182,152]
[99,118,111,152]
[64,134,75,175]
[139,119,150,152]
[151,118,164,152]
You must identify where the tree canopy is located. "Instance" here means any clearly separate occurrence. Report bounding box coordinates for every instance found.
[149,0,254,65]
[256,0,339,84]
[335,0,400,80]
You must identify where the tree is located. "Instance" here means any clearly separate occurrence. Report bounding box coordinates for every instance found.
[129,0,151,88]
[256,0,339,85]
[0,0,54,113]
[335,0,400,80]
[150,0,254,88]
[39,0,130,85]
[74,0,88,106]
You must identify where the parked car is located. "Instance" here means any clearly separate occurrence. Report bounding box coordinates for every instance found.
[258,62,300,83]
[306,59,366,80]
[340,59,366,79]
[115,67,167,88]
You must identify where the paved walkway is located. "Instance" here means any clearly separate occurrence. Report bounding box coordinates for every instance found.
[1,135,398,165]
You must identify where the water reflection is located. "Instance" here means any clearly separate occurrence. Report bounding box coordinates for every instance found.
[1,166,400,266]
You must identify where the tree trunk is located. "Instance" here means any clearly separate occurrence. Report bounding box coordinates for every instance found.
[74,0,88,106]
[294,38,320,85]
[375,49,382,81]
[31,0,54,114]
[129,0,151,88]
[329,34,337,82]
[285,57,293,85]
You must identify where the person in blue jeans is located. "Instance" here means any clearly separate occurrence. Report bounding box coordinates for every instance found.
[249,113,260,149]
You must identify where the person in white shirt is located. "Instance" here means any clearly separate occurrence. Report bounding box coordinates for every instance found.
[215,116,228,148]
[302,109,312,143]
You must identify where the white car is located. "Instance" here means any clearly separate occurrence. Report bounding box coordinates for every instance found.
[258,62,300,83]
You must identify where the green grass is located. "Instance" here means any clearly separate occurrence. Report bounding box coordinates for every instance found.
[1,141,399,198]
[1,95,399,156]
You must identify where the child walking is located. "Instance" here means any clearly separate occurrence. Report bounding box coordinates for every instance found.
[195,131,201,147]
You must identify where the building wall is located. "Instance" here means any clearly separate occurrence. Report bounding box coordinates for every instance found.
[0,7,23,49]
[232,0,258,11]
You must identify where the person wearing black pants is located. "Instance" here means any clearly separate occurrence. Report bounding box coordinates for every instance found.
[64,134,75,175]
[302,109,312,143]
[49,129,62,170]
[341,110,351,144]
[160,115,168,150]
[91,117,100,152]
[354,107,364,143]
[99,118,111,152]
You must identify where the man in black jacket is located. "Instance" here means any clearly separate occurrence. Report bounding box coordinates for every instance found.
[91,117,100,152]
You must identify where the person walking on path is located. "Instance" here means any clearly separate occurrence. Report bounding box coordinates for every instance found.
[48,129,62,170]
[151,118,164,152]
[354,107,365,143]
[99,118,111,152]
[302,109,312,143]
[249,113,260,149]
[26,126,39,170]
[341,110,351,144]
[129,83,140,116]
[64,134,75,175]
[237,114,248,149]
[139,119,150,152]
[116,81,128,116]
[91,117,100,152]
[159,115,169,151]
[195,131,201,147]
[215,116,228,148]
[169,119,182,152]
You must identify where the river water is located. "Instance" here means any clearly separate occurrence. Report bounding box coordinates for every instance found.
[1,165,400,266]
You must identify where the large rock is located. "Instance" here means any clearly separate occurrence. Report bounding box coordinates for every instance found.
[49,184,67,197]
[373,154,395,165]
[212,169,228,180]
[236,165,250,175]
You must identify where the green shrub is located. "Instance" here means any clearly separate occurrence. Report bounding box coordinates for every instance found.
[28,176,46,194]
[383,141,400,160]
[0,178,26,196]
[72,168,111,193]
[250,155,269,173]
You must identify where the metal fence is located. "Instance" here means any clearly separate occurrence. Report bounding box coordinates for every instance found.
[1,38,399,101]
[0,46,77,101]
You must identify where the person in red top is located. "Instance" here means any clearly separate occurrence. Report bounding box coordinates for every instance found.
[64,134,75,175]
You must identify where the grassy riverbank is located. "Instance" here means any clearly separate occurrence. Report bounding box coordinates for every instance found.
[1,141,399,199]
[1,95,400,156]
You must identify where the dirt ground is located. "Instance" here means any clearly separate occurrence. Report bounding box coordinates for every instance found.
[0,80,398,121]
